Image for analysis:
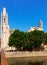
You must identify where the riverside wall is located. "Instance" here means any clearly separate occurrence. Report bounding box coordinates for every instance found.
[5,51,47,58]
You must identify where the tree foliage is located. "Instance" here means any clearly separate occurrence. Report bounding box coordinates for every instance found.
[8,29,47,51]
[44,33,47,44]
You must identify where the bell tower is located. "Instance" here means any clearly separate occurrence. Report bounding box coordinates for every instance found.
[1,7,10,49]
[39,20,43,28]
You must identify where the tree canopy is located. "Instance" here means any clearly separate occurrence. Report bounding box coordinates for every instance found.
[8,29,47,51]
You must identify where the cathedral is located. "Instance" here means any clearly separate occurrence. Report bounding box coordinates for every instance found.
[0,7,43,50]
[28,20,43,32]
[1,7,14,50]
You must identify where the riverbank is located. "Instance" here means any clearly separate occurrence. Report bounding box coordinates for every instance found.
[5,51,47,58]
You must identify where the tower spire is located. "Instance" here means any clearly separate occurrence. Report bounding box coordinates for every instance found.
[2,7,8,25]
[3,7,6,16]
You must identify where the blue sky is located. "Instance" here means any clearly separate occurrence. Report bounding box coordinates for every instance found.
[0,0,47,32]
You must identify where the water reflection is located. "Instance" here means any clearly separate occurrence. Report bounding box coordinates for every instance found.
[28,61,43,65]
[7,57,47,65]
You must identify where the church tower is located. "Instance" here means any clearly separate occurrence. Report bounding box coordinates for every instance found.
[1,7,10,49]
[38,20,43,30]
[39,20,43,28]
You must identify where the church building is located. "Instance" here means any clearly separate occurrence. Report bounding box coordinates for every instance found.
[28,20,43,32]
[0,7,43,50]
[1,7,14,49]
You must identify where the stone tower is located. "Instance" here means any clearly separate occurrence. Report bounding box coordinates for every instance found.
[1,7,10,49]
[39,20,43,28]
[28,20,43,32]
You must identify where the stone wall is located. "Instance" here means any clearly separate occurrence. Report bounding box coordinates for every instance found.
[5,51,47,58]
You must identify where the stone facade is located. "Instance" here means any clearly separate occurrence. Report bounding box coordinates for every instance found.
[1,7,14,49]
[28,20,43,32]
[1,8,10,49]
[5,51,47,58]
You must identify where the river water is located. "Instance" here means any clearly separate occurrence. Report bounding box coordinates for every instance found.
[7,57,47,65]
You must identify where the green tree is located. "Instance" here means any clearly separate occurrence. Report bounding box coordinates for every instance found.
[8,34,15,49]
[44,32,47,44]
[9,30,26,50]
[30,30,45,50]
[8,29,46,51]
